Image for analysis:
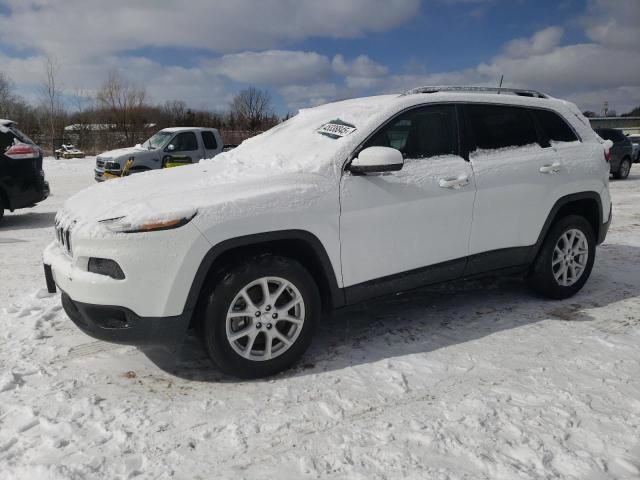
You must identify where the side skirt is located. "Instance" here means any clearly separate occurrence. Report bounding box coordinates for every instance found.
[342,246,534,306]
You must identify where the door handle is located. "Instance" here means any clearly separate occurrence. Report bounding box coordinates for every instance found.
[539,163,561,174]
[439,175,470,189]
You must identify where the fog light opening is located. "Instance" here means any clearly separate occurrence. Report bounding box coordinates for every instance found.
[88,257,125,280]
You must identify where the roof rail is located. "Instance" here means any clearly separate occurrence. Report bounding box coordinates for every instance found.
[401,86,549,99]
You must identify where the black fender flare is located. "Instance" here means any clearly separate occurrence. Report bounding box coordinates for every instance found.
[183,230,345,316]
[529,191,605,262]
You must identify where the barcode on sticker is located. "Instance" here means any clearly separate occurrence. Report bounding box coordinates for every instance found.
[318,120,356,138]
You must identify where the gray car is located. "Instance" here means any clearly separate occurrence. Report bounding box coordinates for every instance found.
[595,128,633,179]
[95,127,223,182]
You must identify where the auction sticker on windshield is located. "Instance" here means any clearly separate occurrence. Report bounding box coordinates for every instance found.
[318,119,357,139]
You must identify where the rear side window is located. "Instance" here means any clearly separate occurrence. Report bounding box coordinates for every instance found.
[533,109,578,143]
[364,104,458,159]
[467,104,538,150]
[201,131,218,150]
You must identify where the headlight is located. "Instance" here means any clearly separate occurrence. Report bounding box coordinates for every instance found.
[99,211,197,233]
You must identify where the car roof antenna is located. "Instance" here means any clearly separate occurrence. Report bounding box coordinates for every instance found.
[498,74,504,94]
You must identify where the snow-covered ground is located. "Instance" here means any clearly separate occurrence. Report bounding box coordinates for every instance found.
[1,157,639,480]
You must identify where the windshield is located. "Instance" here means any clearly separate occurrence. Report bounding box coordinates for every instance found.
[143,131,173,149]
[200,95,397,177]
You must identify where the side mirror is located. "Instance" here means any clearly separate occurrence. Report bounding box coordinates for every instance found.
[349,146,404,174]
[167,144,176,152]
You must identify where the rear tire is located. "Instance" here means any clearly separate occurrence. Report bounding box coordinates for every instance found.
[0,196,4,223]
[527,215,596,299]
[614,157,631,179]
[198,254,321,379]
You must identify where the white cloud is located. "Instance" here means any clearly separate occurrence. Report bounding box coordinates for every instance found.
[332,54,388,78]
[504,27,564,58]
[1,0,638,115]
[278,83,342,110]
[583,0,640,50]
[0,0,420,59]
[215,51,331,86]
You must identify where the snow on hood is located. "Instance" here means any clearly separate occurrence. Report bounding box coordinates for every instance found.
[60,95,398,232]
[97,145,147,160]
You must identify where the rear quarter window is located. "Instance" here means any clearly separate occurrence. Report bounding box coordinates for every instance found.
[532,109,578,143]
[467,104,538,150]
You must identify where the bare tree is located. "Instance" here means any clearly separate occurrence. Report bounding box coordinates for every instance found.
[229,87,274,131]
[0,72,15,117]
[96,70,147,144]
[162,100,188,126]
[41,55,64,152]
[69,88,95,150]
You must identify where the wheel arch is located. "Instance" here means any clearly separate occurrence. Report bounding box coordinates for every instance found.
[184,230,345,327]
[531,192,603,261]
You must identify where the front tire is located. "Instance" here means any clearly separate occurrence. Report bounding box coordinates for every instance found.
[199,254,320,378]
[527,215,596,299]
[614,157,631,179]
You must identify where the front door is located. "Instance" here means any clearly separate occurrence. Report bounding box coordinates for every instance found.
[339,104,476,298]
[164,131,202,167]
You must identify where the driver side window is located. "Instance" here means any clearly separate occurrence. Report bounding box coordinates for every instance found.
[364,104,458,159]
[167,132,199,152]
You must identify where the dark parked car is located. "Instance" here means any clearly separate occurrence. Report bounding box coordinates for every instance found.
[628,134,640,163]
[0,119,49,222]
[595,128,633,179]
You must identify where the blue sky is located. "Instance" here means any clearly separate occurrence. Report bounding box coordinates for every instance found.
[0,0,638,114]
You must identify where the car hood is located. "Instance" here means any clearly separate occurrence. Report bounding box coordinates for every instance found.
[58,152,334,236]
[97,145,148,160]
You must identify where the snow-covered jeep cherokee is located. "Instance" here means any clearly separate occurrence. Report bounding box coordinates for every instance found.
[43,86,612,378]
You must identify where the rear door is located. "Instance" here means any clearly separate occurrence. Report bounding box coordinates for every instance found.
[465,103,564,266]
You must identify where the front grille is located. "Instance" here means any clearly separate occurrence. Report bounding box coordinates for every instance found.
[55,221,73,255]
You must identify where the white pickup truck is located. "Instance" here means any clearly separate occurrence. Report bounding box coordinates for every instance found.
[94,127,223,181]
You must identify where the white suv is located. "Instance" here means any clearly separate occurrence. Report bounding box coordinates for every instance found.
[43,86,612,378]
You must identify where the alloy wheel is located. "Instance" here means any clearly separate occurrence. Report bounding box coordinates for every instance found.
[225,277,305,361]
[552,228,589,287]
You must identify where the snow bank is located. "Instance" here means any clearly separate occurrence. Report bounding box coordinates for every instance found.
[1,144,640,479]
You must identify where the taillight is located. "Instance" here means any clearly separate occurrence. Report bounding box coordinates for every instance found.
[5,143,39,159]
[604,150,611,163]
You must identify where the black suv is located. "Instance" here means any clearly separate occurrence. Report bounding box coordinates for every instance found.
[0,119,49,222]
[595,128,634,179]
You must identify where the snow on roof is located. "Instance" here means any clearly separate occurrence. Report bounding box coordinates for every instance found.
[0,119,14,133]
[161,126,219,133]
[64,123,157,131]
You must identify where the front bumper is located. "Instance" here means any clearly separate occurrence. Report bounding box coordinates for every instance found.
[42,220,211,318]
[61,291,191,349]
[94,168,121,182]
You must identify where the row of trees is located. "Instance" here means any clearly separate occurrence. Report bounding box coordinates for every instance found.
[1,60,281,153]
